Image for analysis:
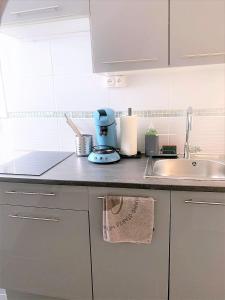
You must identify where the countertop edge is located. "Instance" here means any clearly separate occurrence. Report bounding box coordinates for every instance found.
[0,177,225,193]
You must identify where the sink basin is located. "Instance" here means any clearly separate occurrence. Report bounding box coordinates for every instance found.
[146,159,225,180]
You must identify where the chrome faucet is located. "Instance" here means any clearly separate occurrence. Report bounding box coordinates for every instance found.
[184,106,193,159]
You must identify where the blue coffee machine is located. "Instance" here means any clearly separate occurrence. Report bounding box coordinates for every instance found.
[88,108,120,164]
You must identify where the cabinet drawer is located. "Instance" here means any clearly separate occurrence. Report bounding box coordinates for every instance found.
[0,205,92,300]
[1,0,89,25]
[0,183,88,210]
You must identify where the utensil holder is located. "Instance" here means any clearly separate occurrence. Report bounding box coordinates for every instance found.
[75,135,93,157]
[145,135,159,157]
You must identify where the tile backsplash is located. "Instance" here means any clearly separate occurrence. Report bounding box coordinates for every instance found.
[0,19,224,157]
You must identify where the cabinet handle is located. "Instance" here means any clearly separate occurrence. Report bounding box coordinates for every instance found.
[4,191,56,196]
[98,196,157,201]
[8,214,60,222]
[102,58,158,64]
[183,52,225,59]
[10,5,60,16]
[185,199,225,206]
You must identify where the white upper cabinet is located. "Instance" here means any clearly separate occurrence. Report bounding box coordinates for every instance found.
[170,0,225,66]
[90,0,169,73]
[1,0,89,26]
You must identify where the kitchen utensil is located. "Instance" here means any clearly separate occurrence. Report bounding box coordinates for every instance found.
[65,114,82,137]
[75,134,93,157]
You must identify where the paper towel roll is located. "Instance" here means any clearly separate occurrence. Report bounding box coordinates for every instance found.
[120,115,137,156]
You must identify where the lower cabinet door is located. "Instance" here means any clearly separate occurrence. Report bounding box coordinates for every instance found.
[0,205,92,300]
[170,191,225,300]
[89,187,170,300]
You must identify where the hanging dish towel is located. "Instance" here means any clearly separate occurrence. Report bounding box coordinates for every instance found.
[103,195,155,244]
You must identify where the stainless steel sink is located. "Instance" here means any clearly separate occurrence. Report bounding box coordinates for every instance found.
[145,158,225,180]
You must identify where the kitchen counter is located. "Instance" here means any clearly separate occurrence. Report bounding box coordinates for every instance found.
[0,154,224,192]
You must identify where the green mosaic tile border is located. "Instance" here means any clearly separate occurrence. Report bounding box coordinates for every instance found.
[6,108,225,119]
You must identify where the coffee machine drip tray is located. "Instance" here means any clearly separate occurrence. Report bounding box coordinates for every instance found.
[93,146,116,154]
[88,146,120,164]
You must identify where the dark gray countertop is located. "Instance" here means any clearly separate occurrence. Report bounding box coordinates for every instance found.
[0,154,225,192]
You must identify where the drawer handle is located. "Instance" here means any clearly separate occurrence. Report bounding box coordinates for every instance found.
[5,191,56,196]
[183,52,225,59]
[98,196,157,201]
[10,5,60,16]
[102,58,158,64]
[185,199,225,206]
[8,214,60,222]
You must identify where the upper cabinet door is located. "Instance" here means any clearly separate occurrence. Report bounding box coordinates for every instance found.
[170,0,225,66]
[1,0,89,25]
[90,0,168,73]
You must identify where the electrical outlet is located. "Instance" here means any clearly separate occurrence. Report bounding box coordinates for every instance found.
[104,75,127,88]
[114,75,127,87]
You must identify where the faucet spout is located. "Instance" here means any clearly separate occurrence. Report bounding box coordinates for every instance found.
[184,106,193,159]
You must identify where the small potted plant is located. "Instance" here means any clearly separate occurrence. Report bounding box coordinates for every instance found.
[145,128,159,157]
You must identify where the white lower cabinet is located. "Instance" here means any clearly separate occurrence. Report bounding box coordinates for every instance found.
[89,187,170,300]
[0,205,92,300]
[170,191,225,300]
[0,183,224,300]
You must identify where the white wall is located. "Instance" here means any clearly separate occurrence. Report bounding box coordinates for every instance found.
[0,19,224,156]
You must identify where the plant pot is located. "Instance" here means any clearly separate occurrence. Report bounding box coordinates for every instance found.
[145,135,159,157]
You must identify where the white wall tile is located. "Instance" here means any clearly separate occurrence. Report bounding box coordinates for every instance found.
[169,64,225,110]
[191,116,225,154]
[54,74,109,111]
[50,32,92,76]
[108,68,171,111]
[9,119,60,151]
[4,75,55,112]
[1,37,52,78]
[0,63,7,118]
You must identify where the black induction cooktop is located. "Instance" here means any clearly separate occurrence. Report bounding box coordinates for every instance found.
[0,151,73,176]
